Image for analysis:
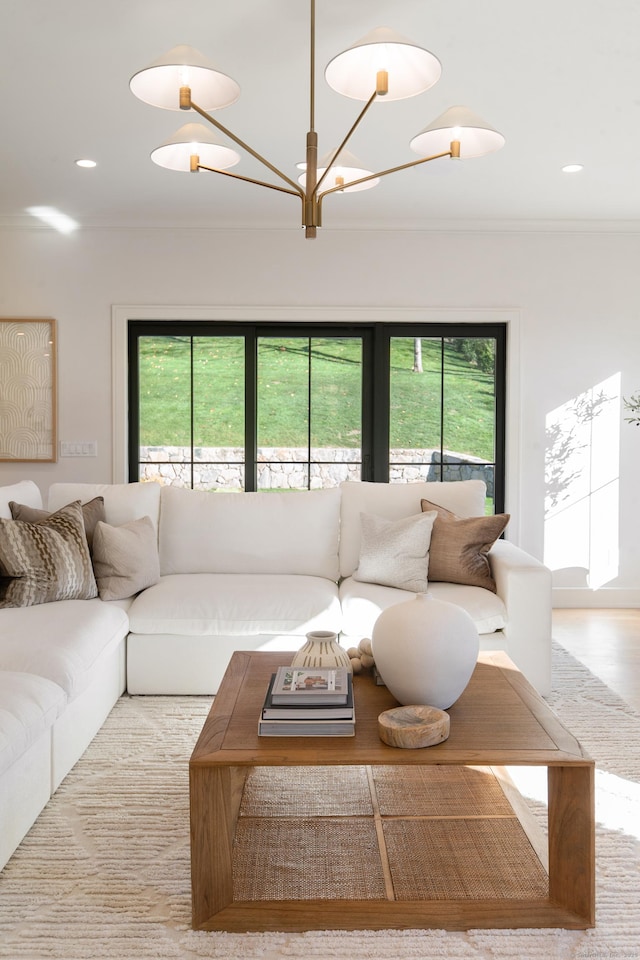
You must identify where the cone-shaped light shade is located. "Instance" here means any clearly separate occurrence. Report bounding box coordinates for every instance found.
[150,123,240,171]
[297,149,379,192]
[325,27,441,102]
[130,45,240,111]
[410,105,505,158]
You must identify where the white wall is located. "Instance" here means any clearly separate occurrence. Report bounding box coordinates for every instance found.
[1,225,639,606]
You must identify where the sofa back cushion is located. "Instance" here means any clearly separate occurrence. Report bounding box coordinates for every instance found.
[159,486,341,580]
[0,480,42,518]
[339,480,487,579]
[47,482,161,532]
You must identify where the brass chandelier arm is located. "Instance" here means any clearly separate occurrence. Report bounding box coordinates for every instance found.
[312,89,379,198]
[188,97,305,198]
[194,161,305,201]
[316,144,460,218]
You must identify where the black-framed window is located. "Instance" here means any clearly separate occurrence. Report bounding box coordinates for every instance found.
[128,321,505,512]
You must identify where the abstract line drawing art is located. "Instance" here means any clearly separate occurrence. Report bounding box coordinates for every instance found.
[0,319,57,461]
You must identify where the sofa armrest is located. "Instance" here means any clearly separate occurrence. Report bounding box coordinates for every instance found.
[489,539,552,696]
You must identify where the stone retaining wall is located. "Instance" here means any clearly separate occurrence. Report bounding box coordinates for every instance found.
[139,447,494,496]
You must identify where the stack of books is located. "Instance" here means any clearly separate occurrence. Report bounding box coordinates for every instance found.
[258,665,355,736]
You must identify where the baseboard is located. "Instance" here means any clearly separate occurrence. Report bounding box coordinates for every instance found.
[553,588,640,608]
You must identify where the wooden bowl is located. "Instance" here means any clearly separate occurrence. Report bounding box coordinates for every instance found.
[377,704,450,749]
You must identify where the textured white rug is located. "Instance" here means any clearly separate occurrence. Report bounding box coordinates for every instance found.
[0,644,639,960]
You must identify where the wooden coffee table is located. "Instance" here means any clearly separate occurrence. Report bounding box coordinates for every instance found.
[189,651,595,932]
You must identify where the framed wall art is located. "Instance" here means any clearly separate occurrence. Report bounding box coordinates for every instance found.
[0,318,57,462]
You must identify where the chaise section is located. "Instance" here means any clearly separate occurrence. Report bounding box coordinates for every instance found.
[0,600,128,788]
[0,600,128,701]
[0,671,66,869]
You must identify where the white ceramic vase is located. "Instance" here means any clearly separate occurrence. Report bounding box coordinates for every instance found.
[291,630,352,671]
[371,593,479,709]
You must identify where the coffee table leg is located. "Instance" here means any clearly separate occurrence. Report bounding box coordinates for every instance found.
[548,764,595,926]
[190,764,247,928]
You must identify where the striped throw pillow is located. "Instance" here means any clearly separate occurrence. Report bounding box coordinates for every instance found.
[0,501,98,607]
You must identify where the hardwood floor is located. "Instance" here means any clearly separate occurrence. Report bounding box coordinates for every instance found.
[553,608,640,712]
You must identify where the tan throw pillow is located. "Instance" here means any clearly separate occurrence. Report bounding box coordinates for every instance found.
[353,510,437,593]
[92,516,160,601]
[0,501,98,607]
[420,498,509,593]
[9,497,105,552]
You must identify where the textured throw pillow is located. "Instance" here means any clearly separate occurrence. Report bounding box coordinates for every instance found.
[420,498,510,593]
[0,501,98,607]
[352,510,437,592]
[9,497,106,551]
[92,516,160,601]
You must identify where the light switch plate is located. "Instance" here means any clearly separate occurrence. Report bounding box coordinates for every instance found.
[60,441,98,457]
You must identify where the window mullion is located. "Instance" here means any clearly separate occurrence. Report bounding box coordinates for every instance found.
[245,330,257,492]
[371,324,390,481]
[307,336,312,490]
[439,337,445,482]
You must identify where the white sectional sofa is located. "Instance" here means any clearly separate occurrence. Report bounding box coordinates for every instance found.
[0,476,552,869]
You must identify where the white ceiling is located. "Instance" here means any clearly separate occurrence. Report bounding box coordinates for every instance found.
[2,0,640,234]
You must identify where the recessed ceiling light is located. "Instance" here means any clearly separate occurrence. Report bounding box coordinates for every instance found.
[75,158,97,168]
[562,163,584,174]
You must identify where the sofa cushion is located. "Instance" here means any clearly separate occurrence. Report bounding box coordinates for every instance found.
[47,481,161,532]
[158,486,341,580]
[0,480,42,519]
[9,496,106,551]
[0,502,98,607]
[353,511,437,592]
[339,480,487,578]
[339,577,507,639]
[92,516,160,601]
[421,498,510,593]
[127,573,342,636]
[0,599,129,700]
[0,671,66,776]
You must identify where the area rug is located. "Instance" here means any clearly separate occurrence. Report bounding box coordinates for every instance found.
[0,644,639,960]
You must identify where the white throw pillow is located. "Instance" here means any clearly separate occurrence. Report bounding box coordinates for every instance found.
[352,510,437,592]
[92,516,160,601]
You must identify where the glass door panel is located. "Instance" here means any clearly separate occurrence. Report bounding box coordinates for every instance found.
[389,337,442,482]
[137,334,193,487]
[257,335,363,489]
[310,337,362,485]
[442,336,497,512]
[192,336,245,491]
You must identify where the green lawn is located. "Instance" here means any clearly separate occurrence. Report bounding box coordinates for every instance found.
[138,335,496,461]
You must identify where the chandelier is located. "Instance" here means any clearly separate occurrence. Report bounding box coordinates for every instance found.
[130,0,504,238]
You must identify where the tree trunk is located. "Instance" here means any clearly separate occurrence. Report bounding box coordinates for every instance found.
[413,338,423,373]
